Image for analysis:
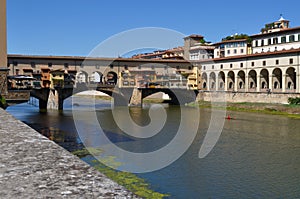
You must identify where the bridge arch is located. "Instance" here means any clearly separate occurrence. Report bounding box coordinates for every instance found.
[141,88,198,105]
[106,71,118,85]
[91,71,103,83]
[76,71,89,83]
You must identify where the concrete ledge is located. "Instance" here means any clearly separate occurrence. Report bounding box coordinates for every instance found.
[0,108,138,198]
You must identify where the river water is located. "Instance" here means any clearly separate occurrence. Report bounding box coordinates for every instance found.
[6,97,300,198]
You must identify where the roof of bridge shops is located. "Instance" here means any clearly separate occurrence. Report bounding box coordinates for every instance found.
[7,54,193,68]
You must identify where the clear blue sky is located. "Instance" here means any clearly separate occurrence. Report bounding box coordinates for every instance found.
[6,0,300,57]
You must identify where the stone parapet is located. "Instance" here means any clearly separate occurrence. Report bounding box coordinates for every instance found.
[0,109,138,198]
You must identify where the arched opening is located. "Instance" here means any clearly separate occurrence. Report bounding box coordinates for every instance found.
[286,67,296,91]
[260,69,269,90]
[209,72,216,90]
[237,70,245,91]
[239,82,243,89]
[91,71,103,84]
[144,91,170,102]
[272,68,282,92]
[262,81,266,89]
[248,70,257,90]
[274,81,279,89]
[218,71,225,90]
[227,71,235,91]
[106,71,118,85]
[202,73,207,90]
[219,82,224,89]
[76,71,89,84]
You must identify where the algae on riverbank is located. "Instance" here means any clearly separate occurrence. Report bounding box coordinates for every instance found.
[72,148,169,199]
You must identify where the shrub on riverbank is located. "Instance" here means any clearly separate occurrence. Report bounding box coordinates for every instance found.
[288,97,300,105]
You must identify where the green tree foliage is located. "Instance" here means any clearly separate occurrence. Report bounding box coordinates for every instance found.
[222,34,252,44]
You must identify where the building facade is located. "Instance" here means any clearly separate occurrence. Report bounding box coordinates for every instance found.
[199,16,300,95]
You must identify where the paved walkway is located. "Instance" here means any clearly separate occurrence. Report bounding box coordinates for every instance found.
[0,108,138,198]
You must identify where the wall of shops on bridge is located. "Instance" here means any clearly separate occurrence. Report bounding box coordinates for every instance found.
[7,55,198,90]
[200,51,300,93]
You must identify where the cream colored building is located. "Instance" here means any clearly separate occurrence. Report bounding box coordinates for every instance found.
[214,39,248,58]
[199,16,300,94]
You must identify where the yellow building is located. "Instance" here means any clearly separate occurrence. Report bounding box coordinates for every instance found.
[50,69,64,89]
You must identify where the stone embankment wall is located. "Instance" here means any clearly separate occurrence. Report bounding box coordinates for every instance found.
[197,91,300,104]
[0,108,138,198]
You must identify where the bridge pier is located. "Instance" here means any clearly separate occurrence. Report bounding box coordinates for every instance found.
[47,88,65,111]
[129,88,142,106]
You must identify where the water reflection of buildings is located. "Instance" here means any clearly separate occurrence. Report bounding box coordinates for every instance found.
[39,127,65,142]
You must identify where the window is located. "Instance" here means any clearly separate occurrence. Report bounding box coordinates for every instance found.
[212,65,214,69]
[268,38,272,45]
[124,65,128,70]
[252,62,255,67]
[289,35,295,42]
[281,36,286,43]
[273,37,278,44]
[241,49,244,54]
[261,40,264,46]
[276,60,279,65]
[64,63,69,69]
[255,40,258,47]
[203,66,206,70]
[31,62,35,68]
[227,50,230,54]
[48,63,52,67]
[234,49,237,54]
[220,64,223,69]
[263,61,266,66]
[290,58,294,64]
[298,34,300,42]
[230,64,233,68]
[240,63,243,68]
